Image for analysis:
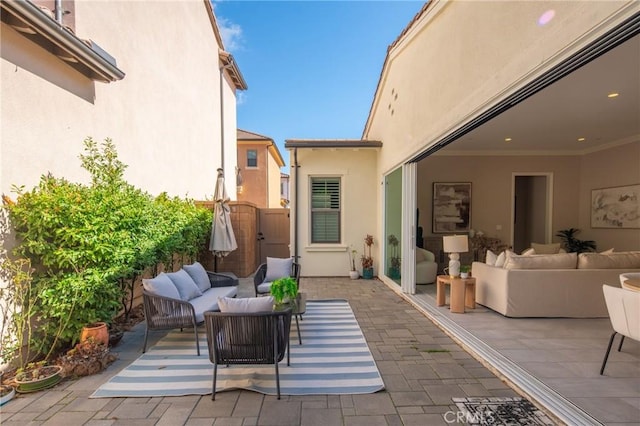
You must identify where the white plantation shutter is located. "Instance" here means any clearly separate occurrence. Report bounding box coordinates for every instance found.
[311,177,341,243]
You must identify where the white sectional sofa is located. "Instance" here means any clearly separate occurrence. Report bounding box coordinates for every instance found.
[472,251,640,318]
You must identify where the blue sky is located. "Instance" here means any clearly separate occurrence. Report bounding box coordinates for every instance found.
[213,1,425,169]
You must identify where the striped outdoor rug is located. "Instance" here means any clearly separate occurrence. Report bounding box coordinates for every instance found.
[90,299,384,398]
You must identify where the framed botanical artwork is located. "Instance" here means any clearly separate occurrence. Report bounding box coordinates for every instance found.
[432,182,471,233]
[591,184,640,229]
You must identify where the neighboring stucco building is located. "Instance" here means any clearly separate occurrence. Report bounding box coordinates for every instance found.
[286,1,640,287]
[1,0,246,200]
[237,129,286,208]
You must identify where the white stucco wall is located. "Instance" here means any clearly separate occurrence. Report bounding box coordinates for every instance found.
[290,148,379,276]
[1,0,238,200]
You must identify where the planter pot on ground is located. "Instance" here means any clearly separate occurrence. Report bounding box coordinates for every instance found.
[81,322,109,346]
[362,267,374,280]
[15,365,63,393]
[349,270,360,280]
[0,385,15,406]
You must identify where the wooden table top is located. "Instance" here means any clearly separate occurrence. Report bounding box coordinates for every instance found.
[623,279,640,291]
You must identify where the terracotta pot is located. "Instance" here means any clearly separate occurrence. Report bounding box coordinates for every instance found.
[80,322,109,347]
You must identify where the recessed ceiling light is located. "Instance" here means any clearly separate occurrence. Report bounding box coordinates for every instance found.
[607,92,619,98]
[578,137,586,142]
[504,138,512,142]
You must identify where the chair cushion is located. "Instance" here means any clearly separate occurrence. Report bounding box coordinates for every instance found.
[182,262,211,293]
[142,273,180,300]
[166,269,203,301]
[265,257,293,282]
[190,286,238,322]
[218,296,274,313]
[257,282,272,294]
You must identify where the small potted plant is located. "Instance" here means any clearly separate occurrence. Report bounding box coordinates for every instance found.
[460,265,471,279]
[361,234,374,279]
[0,372,15,406]
[348,246,359,279]
[14,361,63,393]
[270,276,299,308]
[387,234,401,279]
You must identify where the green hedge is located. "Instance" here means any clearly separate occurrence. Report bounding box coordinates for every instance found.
[6,137,212,359]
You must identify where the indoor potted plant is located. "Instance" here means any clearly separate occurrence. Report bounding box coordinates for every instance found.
[460,265,471,279]
[270,276,299,308]
[348,246,359,279]
[387,234,401,279]
[361,234,374,279]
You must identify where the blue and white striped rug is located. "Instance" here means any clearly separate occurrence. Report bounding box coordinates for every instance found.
[91,299,384,398]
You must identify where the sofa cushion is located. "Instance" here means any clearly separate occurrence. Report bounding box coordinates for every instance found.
[190,286,239,322]
[218,296,274,313]
[600,248,615,255]
[578,251,640,269]
[485,250,497,266]
[504,252,577,270]
[142,273,180,300]
[182,262,212,293]
[166,269,203,301]
[265,257,293,282]
[495,251,507,268]
[530,242,562,254]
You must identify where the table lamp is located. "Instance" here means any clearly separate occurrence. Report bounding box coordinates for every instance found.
[443,235,469,278]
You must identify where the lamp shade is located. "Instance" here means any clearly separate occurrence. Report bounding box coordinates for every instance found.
[443,235,469,253]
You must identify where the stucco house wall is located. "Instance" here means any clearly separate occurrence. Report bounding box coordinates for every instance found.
[1,0,240,200]
[290,147,379,276]
[267,153,283,208]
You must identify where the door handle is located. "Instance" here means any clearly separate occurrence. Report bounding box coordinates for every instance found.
[257,232,265,241]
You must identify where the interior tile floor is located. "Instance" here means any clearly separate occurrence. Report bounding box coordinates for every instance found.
[1,277,637,425]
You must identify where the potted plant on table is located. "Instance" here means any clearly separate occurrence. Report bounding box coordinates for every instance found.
[460,265,471,279]
[270,276,299,309]
[361,234,374,279]
[348,246,359,279]
[387,234,401,279]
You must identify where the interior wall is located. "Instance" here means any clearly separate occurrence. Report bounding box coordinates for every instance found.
[579,141,640,251]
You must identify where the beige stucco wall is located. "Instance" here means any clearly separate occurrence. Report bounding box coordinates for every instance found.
[366,0,638,173]
[290,148,379,276]
[267,153,282,208]
[1,0,238,200]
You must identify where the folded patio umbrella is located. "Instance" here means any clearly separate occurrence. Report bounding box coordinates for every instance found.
[209,168,237,257]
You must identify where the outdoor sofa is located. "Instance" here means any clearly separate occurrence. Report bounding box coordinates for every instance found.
[141,261,239,354]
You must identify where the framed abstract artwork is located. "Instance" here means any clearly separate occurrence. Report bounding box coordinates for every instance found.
[591,184,640,229]
[432,182,471,233]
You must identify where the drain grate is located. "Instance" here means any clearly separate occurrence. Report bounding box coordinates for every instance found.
[452,397,556,425]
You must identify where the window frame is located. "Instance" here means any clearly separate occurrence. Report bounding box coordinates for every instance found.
[310,176,341,244]
[247,149,258,168]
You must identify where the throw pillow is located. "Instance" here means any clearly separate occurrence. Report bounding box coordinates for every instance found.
[530,242,561,254]
[182,261,211,293]
[521,248,536,256]
[218,296,275,313]
[265,257,293,282]
[166,269,203,301]
[485,250,497,266]
[504,252,577,270]
[495,251,507,268]
[142,273,180,300]
[600,248,614,254]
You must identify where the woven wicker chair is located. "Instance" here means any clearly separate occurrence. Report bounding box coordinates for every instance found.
[204,308,293,400]
[142,271,238,355]
[253,261,301,296]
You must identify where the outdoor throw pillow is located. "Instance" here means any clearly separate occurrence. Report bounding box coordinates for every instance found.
[182,262,211,293]
[265,257,293,282]
[218,296,274,313]
[166,269,203,301]
[142,273,180,300]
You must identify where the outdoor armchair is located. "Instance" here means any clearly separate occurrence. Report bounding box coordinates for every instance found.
[203,308,293,400]
[253,257,301,296]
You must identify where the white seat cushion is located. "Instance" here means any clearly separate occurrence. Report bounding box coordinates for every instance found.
[257,282,272,294]
[190,286,238,322]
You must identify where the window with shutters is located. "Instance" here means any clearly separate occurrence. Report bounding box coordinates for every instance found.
[311,177,341,243]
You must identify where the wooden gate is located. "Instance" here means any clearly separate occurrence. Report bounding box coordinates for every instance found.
[258,208,291,264]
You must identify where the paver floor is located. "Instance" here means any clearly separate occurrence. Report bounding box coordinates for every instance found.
[0,277,550,426]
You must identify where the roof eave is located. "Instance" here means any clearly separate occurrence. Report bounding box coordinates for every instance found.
[285,140,383,149]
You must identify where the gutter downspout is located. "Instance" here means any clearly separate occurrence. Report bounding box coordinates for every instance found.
[293,148,299,263]
[54,0,63,23]
[219,66,226,172]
